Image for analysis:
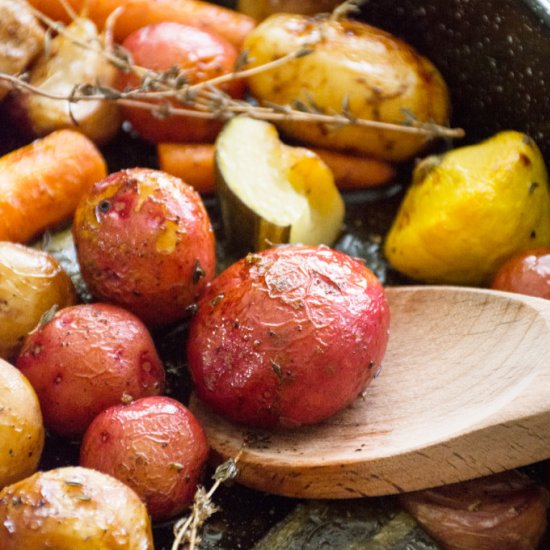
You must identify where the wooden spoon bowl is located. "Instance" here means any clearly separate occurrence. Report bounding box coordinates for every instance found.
[190,286,550,498]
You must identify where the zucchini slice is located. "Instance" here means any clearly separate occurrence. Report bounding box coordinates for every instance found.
[215,116,345,253]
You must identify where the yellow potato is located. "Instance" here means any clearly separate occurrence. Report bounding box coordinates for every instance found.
[385,131,550,285]
[244,14,450,161]
[237,0,341,19]
[0,242,76,361]
[0,467,154,549]
[0,358,44,488]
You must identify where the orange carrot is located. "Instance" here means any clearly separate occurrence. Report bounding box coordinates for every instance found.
[29,0,256,48]
[158,143,216,194]
[158,142,396,194]
[310,148,396,190]
[0,130,107,243]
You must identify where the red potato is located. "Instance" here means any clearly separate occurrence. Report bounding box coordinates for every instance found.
[118,23,245,143]
[187,245,390,429]
[80,396,209,521]
[491,247,550,299]
[73,168,216,326]
[16,303,165,438]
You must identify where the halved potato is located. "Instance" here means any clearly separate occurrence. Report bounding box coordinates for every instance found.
[215,116,345,253]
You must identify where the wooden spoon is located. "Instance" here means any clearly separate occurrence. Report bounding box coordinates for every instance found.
[189,285,550,498]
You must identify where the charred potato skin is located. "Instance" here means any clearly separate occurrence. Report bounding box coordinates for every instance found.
[0,359,44,489]
[73,168,216,326]
[16,303,165,438]
[244,15,450,162]
[188,246,390,429]
[0,242,76,361]
[80,396,209,521]
[0,466,153,549]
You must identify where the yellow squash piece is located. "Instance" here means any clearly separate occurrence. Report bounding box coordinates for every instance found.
[215,116,345,253]
[385,131,550,285]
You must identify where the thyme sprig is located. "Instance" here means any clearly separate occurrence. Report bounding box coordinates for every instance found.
[171,449,243,550]
[2,0,465,141]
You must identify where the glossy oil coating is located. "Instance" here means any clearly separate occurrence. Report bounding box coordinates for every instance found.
[188,246,389,429]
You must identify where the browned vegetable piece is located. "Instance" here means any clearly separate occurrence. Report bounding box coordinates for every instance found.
[0,467,154,548]
[400,470,549,550]
[0,0,44,102]
[0,242,76,361]
[0,358,44,489]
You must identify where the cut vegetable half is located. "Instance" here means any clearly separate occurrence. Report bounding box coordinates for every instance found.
[215,116,345,253]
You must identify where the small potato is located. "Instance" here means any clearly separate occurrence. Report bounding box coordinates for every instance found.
[118,22,244,143]
[244,14,450,161]
[0,358,44,489]
[0,466,153,549]
[73,168,216,326]
[81,396,209,521]
[491,247,550,299]
[16,303,165,438]
[188,246,390,429]
[0,242,76,361]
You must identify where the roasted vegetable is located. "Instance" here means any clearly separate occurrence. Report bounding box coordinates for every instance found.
[159,142,396,194]
[16,303,165,437]
[10,17,120,144]
[29,0,256,49]
[215,117,345,253]
[491,247,550,298]
[188,245,389,429]
[0,359,43,489]
[0,242,76,361]
[73,168,216,326]
[385,131,550,285]
[0,129,107,243]
[0,0,44,102]
[117,22,243,144]
[81,396,209,521]
[400,471,549,550]
[0,467,153,549]
[244,14,450,161]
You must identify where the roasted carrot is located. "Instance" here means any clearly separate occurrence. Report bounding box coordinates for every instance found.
[158,143,216,194]
[158,143,396,193]
[29,0,256,48]
[310,148,396,190]
[0,129,107,243]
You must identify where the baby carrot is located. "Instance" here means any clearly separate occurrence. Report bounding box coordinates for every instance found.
[29,0,256,48]
[158,142,396,194]
[0,129,107,243]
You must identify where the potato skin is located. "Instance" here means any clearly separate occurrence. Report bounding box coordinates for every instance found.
[73,168,216,326]
[0,242,76,361]
[244,15,450,162]
[80,396,209,521]
[16,303,165,438]
[0,466,153,549]
[187,246,390,429]
[118,22,244,143]
[491,247,550,299]
[0,359,44,489]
